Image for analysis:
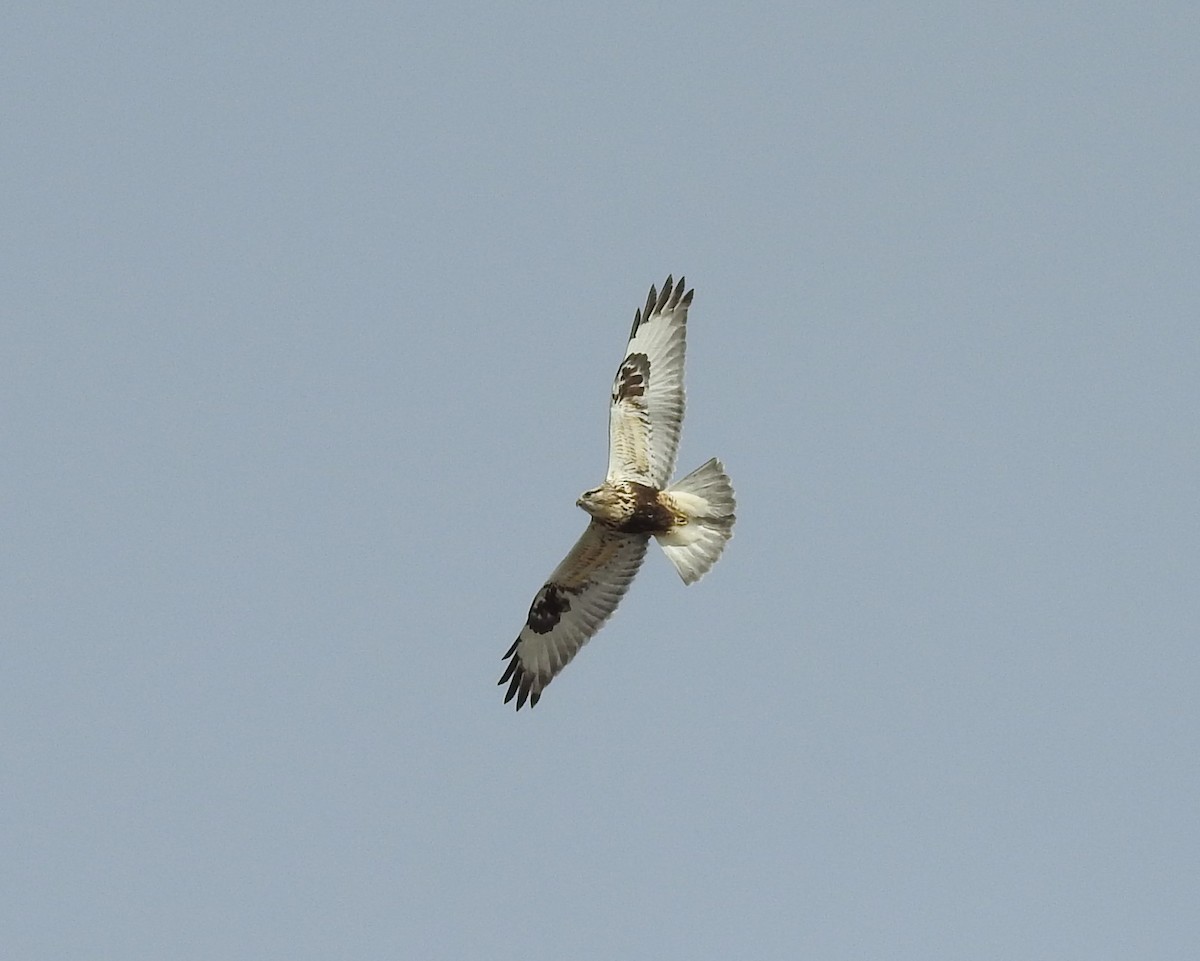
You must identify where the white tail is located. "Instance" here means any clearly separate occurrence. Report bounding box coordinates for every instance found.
[656,457,736,585]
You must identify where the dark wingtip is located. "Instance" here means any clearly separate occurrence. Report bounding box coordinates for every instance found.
[499,652,541,710]
[515,674,534,710]
[502,669,522,706]
[667,274,692,311]
[631,275,693,335]
[655,278,671,313]
[675,275,691,309]
[643,283,658,320]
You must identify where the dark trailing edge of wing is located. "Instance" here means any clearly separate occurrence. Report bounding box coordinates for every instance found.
[499,639,540,709]
[627,274,694,340]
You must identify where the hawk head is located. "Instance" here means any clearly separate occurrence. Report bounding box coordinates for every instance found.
[577,485,627,524]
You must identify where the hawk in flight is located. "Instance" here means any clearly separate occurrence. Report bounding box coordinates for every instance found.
[499,276,736,709]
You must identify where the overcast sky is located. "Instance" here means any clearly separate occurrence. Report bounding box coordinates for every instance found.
[4,3,1198,959]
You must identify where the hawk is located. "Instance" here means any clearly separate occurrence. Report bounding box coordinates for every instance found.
[499,276,736,709]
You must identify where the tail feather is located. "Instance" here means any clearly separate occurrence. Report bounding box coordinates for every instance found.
[656,458,736,584]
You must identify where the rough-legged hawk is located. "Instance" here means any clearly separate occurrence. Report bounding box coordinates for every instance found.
[499,276,736,709]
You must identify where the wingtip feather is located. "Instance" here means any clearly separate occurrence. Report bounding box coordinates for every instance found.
[644,283,658,320]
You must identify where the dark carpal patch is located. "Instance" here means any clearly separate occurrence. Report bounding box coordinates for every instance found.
[613,353,650,403]
[526,583,572,634]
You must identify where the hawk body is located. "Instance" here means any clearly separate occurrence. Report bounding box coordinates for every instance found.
[500,276,736,709]
[577,480,683,535]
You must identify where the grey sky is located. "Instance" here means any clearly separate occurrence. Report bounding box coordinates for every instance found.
[4,3,1198,959]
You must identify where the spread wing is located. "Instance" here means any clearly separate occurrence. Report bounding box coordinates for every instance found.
[500,522,649,710]
[606,275,692,487]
